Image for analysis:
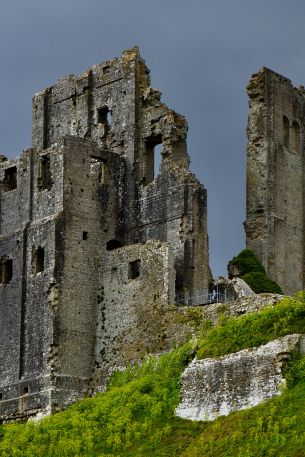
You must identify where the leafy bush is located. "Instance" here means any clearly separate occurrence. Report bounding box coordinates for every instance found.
[241,271,283,294]
[228,248,283,294]
[228,248,266,276]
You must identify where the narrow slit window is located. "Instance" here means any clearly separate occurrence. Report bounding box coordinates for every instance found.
[154,144,163,178]
[32,247,45,274]
[3,166,17,192]
[38,155,53,191]
[283,116,290,149]
[83,231,88,240]
[99,161,108,184]
[291,121,300,153]
[0,257,13,286]
[128,259,141,280]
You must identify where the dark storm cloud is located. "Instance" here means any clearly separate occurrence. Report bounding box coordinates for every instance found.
[1,0,305,275]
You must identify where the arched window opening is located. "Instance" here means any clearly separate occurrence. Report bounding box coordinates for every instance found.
[283,116,290,149]
[106,239,122,251]
[291,121,300,153]
[144,135,163,185]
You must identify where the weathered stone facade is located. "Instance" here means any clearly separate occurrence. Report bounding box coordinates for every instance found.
[0,48,210,421]
[245,68,305,294]
[176,334,305,421]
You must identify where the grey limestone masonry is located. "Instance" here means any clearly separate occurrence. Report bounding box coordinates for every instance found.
[176,334,305,422]
[245,68,305,295]
[0,48,210,421]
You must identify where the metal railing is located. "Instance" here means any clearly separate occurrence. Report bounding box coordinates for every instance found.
[175,287,227,306]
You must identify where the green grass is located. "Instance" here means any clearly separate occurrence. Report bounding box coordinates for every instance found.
[196,292,305,359]
[1,293,305,456]
[180,381,305,457]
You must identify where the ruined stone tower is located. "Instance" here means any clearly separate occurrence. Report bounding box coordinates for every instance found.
[0,48,210,420]
[245,67,305,295]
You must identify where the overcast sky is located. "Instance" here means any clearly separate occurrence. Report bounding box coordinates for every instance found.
[1,0,305,276]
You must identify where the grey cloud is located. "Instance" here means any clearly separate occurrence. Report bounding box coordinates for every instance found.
[0,0,304,275]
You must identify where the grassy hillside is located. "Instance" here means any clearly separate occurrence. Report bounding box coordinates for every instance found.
[2,293,305,456]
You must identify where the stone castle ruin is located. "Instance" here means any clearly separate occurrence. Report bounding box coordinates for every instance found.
[0,48,210,421]
[245,68,305,295]
[1,47,303,422]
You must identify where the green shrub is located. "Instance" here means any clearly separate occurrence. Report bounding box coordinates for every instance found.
[241,271,283,294]
[228,248,283,294]
[228,248,266,276]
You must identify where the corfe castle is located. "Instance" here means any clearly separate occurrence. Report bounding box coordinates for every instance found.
[0,47,303,421]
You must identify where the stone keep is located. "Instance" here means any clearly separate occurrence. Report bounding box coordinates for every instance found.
[0,48,210,420]
[245,67,305,295]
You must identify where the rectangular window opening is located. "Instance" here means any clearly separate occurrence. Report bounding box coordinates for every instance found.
[144,136,162,185]
[32,247,45,274]
[97,106,112,126]
[111,267,118,281]
[83,231,88,240]
[90,156,108,185]
[128,259,141,280]
[38,155,53,191]
[19,386,28,412]
[0,257,13,286]
[3,166,17,192]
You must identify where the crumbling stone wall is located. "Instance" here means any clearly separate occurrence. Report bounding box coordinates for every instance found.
[176,334,305,421]
[95,241,175,376]
[0,48,210,421]
[245,68,305,294]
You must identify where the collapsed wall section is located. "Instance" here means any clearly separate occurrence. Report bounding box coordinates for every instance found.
[245,68,305,294]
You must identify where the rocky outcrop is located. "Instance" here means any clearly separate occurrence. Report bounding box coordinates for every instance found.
[176,334,305,422]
